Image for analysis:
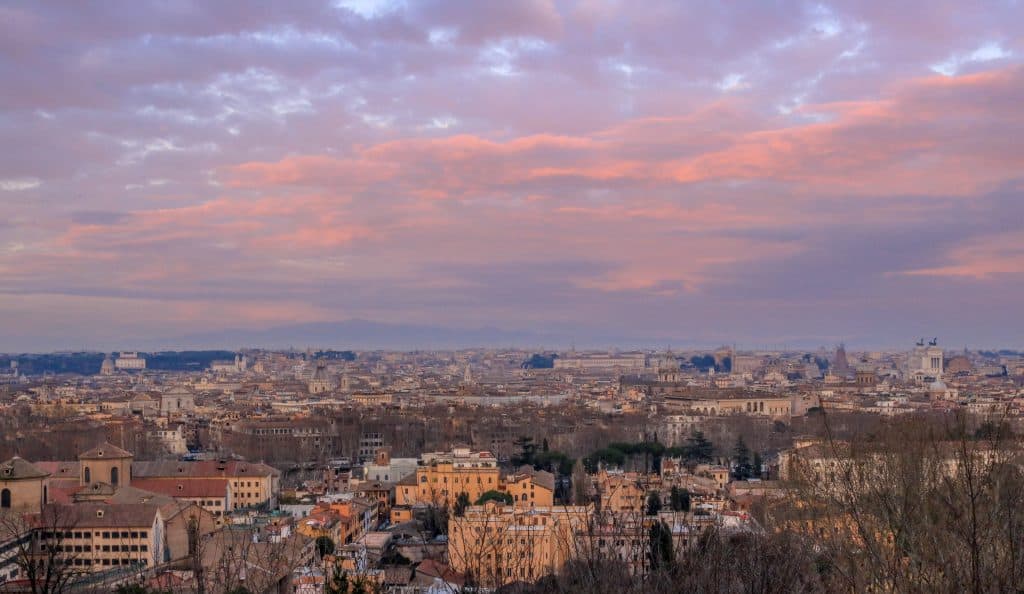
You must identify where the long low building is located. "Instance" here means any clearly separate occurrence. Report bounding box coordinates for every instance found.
[554,353,648,371]
[664,389,793,418]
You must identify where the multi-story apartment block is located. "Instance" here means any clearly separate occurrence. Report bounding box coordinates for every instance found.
[448,503,592,588]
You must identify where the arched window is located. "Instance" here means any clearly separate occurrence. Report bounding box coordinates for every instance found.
[111,467,119,486]
[84,466,91,484]
[1,489,10,508]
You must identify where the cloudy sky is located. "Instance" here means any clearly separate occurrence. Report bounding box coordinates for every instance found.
[1,1,1022,351]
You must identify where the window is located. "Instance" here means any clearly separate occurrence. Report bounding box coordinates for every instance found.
[0,489,10,508]
[111,467,119,486]
[84,467,91,483]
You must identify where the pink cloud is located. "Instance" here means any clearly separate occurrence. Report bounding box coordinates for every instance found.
[223,65,1024,200]
[901,231,1024,279]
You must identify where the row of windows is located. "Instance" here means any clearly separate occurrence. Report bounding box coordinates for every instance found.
[423,476,495,484]
[83,466,123,486]
[66,558,149,567]
[42,531,147,540]
[44,544,148,553]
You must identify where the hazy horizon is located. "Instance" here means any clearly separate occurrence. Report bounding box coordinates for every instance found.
[0,316,1015,355]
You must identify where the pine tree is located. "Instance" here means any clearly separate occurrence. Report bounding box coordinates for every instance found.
[685,430,714,463]
[733,436,752,480]
[454,491,471,516]
[325,568,349,594]
[669,486,691,512]
[512,436,536,467]
[646,491,662,515]
[647,520,675,570]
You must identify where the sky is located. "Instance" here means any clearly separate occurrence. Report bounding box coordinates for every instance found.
[1,1,1023,352]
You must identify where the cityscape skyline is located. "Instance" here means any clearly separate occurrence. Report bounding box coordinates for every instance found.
[2,2,1023,351]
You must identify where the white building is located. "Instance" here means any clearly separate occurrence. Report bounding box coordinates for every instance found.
[908,339,943,381]
[362,449,418,483]
[151,424,189,455]
[160,386,196,415]
[115,351,146,370]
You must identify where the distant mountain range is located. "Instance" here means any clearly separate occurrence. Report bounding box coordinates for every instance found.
[159,319,667,351]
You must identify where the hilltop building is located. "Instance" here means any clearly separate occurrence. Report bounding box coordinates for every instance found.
[115,351,146,370]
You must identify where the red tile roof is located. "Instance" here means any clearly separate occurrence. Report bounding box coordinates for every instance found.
[132,478,231,499]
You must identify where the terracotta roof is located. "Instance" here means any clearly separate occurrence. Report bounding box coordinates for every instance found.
[0,456,50,480]
[133,478,231,499]
[79,442,133,460]
[415,560,465,586]
[34,461,79,478]
[132,459,280,479]
[44,502,160,528]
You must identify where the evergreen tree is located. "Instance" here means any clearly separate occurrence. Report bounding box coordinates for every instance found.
[733,436,752,480]
[669,486,691,512]
[454,492,471,517]
[647,520,675,570]
[646,491,663,516]
[324,569,350,594]
[685,430,714,463]
[512,436,536,467]
[752,451,763,479]
[476,490,513,505]
[315,535,336,558]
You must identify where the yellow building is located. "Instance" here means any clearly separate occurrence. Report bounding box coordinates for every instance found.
[396,448,501,508]
[504,468,554,508]
[394,449,555,511]
[448,503,592,588]
[596,470,646,514]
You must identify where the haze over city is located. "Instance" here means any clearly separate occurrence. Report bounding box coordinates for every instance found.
[2,1,1022,352]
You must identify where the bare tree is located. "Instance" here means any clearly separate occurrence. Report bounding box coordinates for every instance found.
[0,505,85,594]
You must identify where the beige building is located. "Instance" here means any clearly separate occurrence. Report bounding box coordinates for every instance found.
[160,386,196,416]
[132,478,233,519]
[1,457,49,514]
[80,442,133,488]
[448,503,592,588]
[667,392,792,418]
[36,502,165,571]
